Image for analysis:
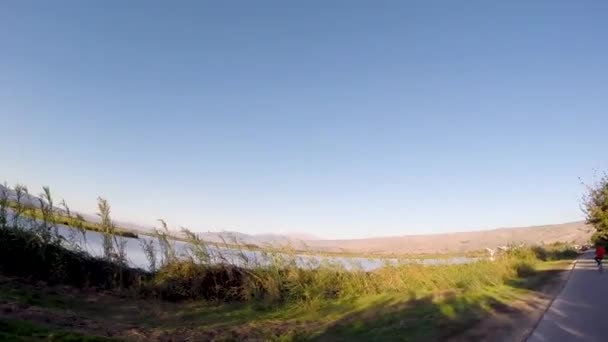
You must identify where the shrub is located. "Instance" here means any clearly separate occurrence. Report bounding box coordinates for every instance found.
[151,261,250,301]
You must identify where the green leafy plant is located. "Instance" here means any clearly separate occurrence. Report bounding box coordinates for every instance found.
[582,171,608,245]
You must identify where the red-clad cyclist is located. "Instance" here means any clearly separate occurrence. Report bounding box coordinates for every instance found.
[595,244,605,267]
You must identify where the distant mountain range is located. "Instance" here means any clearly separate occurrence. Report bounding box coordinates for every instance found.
[303,221,593,254]
[146,221,594,254]
[1,184,593,254]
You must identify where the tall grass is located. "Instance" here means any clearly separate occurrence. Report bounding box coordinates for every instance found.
[0,183,578,307]
[140,238,157,273]
[60,199,88,252]
[10,184,27,229]
[0,183,8,229]
[146,223,546,304]
[155,219,178,266]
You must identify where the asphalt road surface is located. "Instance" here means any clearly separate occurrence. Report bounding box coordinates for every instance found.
[527,252,608,342]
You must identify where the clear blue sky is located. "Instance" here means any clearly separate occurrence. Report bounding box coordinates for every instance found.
[2,1,607,239]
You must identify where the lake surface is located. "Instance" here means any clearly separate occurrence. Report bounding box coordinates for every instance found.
[57,225,482,271]
[8,213,481,271]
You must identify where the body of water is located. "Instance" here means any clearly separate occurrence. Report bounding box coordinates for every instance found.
[8,212,481,271]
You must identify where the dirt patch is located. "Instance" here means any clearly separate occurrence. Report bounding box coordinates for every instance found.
[0,299,250,341]
[0,300,138,338]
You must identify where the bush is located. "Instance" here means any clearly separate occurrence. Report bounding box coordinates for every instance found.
[151,261,250,301]
[531,243,578,261]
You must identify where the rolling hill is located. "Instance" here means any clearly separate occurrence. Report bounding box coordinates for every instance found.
[303,221,593,254]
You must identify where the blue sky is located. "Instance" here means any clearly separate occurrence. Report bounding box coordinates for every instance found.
[1,1,607,239]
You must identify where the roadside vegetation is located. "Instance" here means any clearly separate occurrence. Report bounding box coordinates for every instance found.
[582,171,608,245]
[0,183,580,341]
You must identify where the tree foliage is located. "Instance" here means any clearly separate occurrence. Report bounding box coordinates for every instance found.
[582,172,608,245]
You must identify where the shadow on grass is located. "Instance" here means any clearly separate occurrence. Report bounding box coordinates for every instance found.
[305,293,507,341]
[3,269,569,341]
[0,265,573,342]
[306,265,574,342]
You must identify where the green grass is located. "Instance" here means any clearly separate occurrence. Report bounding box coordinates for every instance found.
[145,251,534,303]
[0,278,69,309]
[0,318,119,342]
[179,260,569,341]
[0,256,574,341]
[301,260,571,341]
[0,287,65,308]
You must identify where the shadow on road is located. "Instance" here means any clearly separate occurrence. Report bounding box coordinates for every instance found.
[527,258,608,342]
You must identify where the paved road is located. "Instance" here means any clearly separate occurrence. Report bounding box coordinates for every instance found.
[528,252,608,342]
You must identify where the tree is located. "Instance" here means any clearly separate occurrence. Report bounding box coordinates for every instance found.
[582,172,608,245]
